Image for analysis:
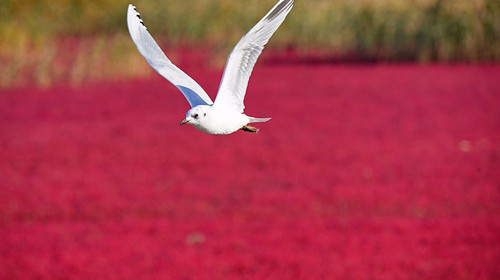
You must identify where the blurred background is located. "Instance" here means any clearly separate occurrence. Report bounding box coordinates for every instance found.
[1,0,499,88]
[2,1,500,279]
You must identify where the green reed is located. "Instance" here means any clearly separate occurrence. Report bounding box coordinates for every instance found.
[1,0,498,87]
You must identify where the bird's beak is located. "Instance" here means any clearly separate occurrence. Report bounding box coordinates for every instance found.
[180,118,189,125]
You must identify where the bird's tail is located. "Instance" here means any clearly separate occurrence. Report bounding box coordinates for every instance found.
[248,116,271,123]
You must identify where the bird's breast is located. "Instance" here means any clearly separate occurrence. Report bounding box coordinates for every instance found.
[194,111,248,135]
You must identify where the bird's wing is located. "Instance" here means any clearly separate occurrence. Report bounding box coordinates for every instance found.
[213,0,293,112]
[127,4,213,108]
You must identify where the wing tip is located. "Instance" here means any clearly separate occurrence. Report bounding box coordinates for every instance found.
[127,4,137,15]
[127,3,146,29]
[265,0,294,22]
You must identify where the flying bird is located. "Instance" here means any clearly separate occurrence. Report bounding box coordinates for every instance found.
[127,0,293,135]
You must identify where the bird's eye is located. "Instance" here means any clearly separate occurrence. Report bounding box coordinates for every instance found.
[193,114,199,119]
[204,113,206,117]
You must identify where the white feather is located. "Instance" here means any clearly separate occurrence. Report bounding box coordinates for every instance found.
[213,0,294,112]
[127,1,293,134]
[127,4,213,107]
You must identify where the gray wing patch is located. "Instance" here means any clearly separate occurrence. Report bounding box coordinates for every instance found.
[177,86,211,107]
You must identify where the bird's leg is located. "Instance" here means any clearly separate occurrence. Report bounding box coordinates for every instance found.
[241,125,258,133]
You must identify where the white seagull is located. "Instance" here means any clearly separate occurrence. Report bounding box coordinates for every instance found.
[127,0,293,135]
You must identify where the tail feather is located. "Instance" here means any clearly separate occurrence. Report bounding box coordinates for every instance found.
[248,117,271,123]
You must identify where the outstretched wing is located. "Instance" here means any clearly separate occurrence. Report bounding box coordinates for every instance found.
[213,0,293,112]
[127,4,213,107]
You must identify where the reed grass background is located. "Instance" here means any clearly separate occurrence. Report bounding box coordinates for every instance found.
[1,0,499,88]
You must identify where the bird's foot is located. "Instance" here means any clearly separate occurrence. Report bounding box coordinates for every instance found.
[241,125,258,133]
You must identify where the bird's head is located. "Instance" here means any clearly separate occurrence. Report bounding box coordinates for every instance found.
[180,105,210,126]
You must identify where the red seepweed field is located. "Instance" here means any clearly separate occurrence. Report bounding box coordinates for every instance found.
[1,58,499,279]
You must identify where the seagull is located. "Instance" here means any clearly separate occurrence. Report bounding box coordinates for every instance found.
[127,0,293,135]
